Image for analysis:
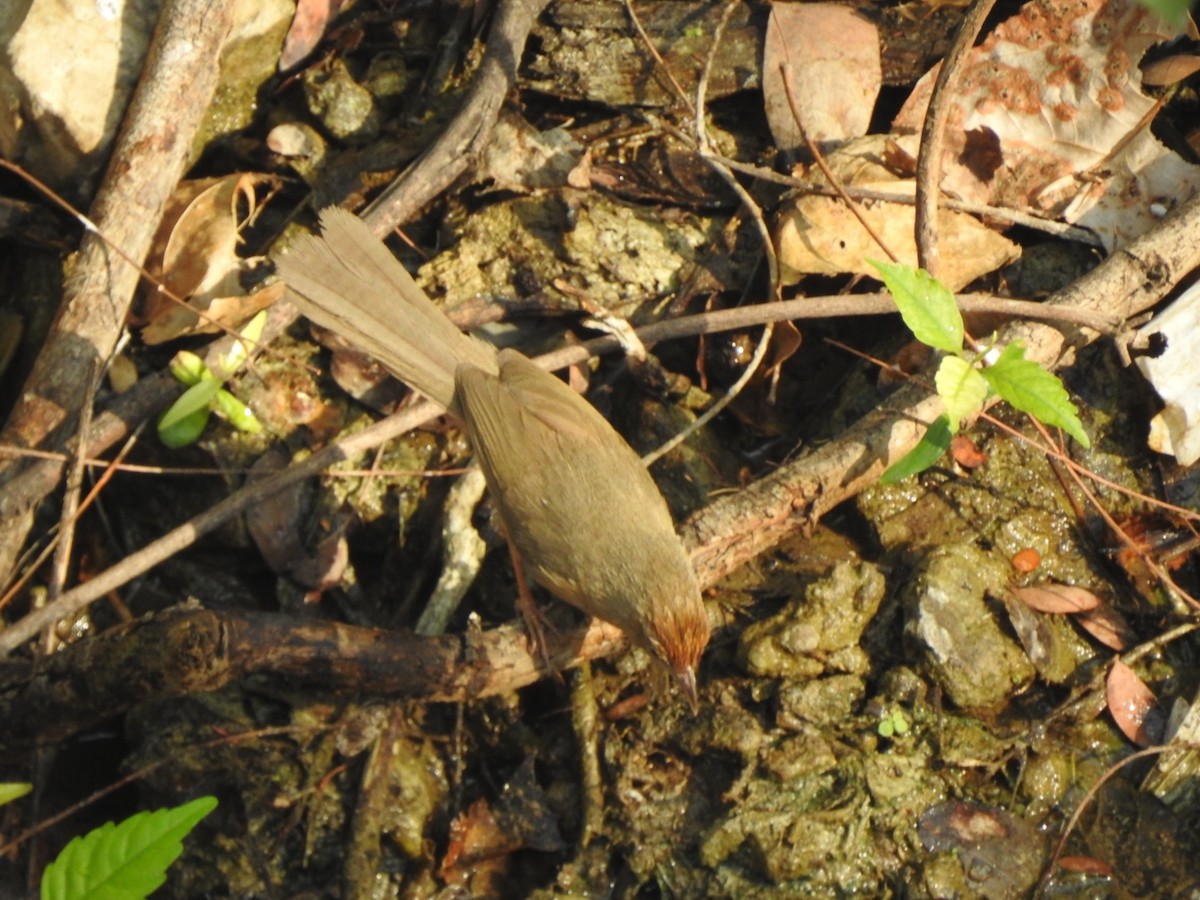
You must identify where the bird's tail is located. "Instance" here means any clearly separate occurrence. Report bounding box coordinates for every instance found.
[275,207,497,414]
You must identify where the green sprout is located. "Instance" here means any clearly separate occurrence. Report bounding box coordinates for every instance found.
[869,260,1089,483]
[877,708,911,739]
[158,311,266,448]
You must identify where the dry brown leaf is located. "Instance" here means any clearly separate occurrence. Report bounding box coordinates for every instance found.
[141,173,275,344]
[762,3,881,151]
[279,0,345,71]
[439,799,513,896]
[775,135,1017,289]
[1010,583,1101,614]
[776,190,1018,291]
[1141,53,1200,87]
[1074,603,1136,651]
[1058,856,1115,877]
[142,282,283,347]
[893,0,1200,250]
[1107,658,1164,747]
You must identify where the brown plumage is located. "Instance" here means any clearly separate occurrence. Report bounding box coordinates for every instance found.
[276,208,709,705]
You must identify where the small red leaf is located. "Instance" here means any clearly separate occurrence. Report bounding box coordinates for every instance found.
[1011,583,1100,614]
[1074,604,1136,651]
[1058,855,1114,876]
[1106,659,1163,747]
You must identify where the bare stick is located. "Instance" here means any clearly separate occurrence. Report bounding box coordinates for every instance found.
[778,61,898,263]
[361,0,551,233]
[915,0,999,277]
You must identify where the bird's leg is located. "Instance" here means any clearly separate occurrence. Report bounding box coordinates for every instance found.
[506,537,562,682]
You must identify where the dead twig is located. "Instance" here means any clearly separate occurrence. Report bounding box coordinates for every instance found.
[915,0,999,277]
[361,0,552,234]
[778,61,899,264]
[43,361,100,646]
[0,605,627,754]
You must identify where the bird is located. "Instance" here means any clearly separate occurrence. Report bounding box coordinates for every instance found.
[276,208,709,706]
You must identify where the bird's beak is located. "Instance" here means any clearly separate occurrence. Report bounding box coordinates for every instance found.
[675,666,699,712]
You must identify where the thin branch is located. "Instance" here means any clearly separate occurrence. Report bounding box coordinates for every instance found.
[915,0,999,276]
[778,62,898,263]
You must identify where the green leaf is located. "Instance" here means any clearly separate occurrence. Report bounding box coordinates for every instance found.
[0,782,32,807]
[934,355,989,431]
[213,389,262,433]
[157,406,211,449]
[41,796,217,900]
[881,415,954,483]
[160,376,221,430]
[869,260,964,354]
[981,343,1090,447]
[158,375,222,447]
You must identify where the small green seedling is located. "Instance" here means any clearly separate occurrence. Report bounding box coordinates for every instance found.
[40,796,217,900]
[877,708,911,739]
[869,260,1089,483]
[158,311,266,447]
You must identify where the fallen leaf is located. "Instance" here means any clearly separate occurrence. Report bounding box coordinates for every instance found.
[439,757,565,894]
[1107,658,1165,746]
[1011,583,1101,614]
[280,0,344,71]
[439,799,513,896]
[1058,855,1115,876]
[142,283,283,347]
[1074,603,1136,650]
[1141,53,1200,86]
[776,185,1018,291]
[141,174,277,344]
[762,4,881,151]
[893,0,1200,250]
